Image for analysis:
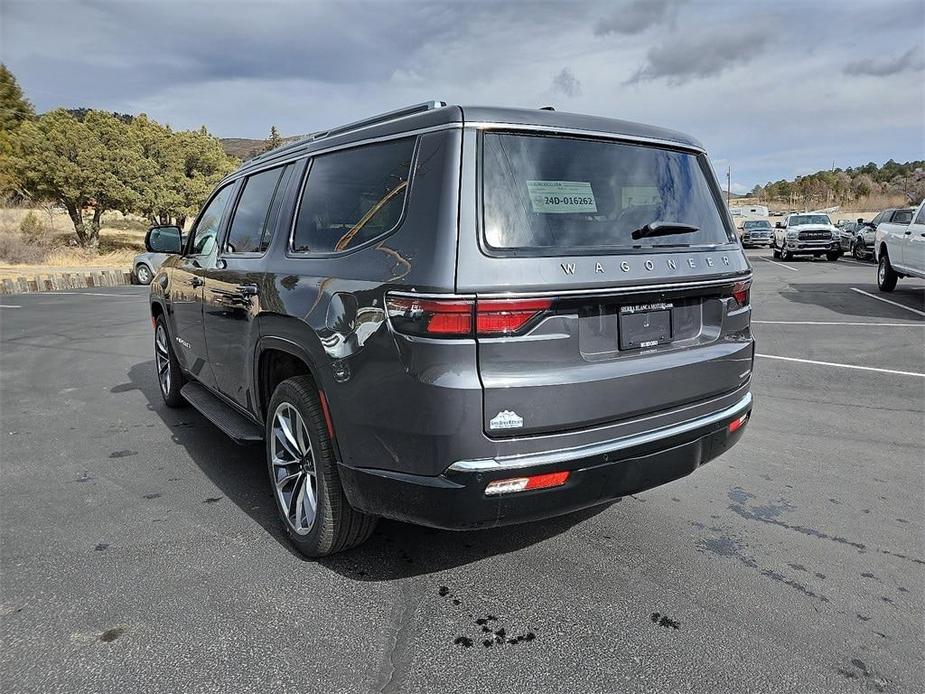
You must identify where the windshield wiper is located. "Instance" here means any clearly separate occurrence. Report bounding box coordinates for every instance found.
[630,221,700,240]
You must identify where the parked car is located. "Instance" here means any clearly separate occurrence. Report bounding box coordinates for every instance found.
[834,220,859,253]
[875,204,924,291]
[133,232,186,284]
[740,220,773,247]
[145,102,754,557]
[772,213,841,261]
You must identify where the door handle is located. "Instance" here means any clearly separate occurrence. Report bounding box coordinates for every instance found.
[237,283,259,297]
[188,277,204,287]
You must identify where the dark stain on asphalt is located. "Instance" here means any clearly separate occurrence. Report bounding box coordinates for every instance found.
[438,586,449,597]
[453,636,473,648]
[881,596,894,605]
[897,586,908,593]
[99,627,124,643]
[650,612,680,630]
[109,450,137,459]
[895,518,908,524]
[856,614,871,621]
[452,599,460,605]
[203,497,223,504]
[727,487,755,504]
[141,493,161,500]
[94,543,109,551]
[828,498,841,505]
[877,549,925,566]
[728,503,866,550]
[861,572,877,579]
[838,658,889,692]
[814,572,826,579]
[760,569,828,602]
[74,471,93,483]
[788,563,808,573]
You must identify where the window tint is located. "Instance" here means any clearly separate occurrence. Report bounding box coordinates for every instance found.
[189,184,234,261]
[292,137,416,254]
[226,166,288,254]
[481,133,732,253]
[915,205,925,225]
[893,209,914,225]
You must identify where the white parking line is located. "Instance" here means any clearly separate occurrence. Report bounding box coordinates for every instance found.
[850,288,925,318]
[756,353,924,378]
[0,304,22,309]
[759,257,798,272]
[753,320,922,327]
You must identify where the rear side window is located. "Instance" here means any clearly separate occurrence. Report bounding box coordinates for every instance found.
[481,133,733,254]
[225,165,290,254]
[292,137,416,254]
[893,209,914,225]
[916,205,925,225]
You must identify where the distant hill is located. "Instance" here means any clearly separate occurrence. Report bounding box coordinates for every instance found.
[219,135,304,161]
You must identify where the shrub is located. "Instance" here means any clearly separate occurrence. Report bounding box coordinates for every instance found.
[19,210,49,243]
[0,232,48,264]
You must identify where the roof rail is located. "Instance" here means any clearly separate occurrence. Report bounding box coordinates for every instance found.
[242,100,446,168]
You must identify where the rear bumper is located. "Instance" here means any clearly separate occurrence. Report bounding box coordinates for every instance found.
[338,392,752,529]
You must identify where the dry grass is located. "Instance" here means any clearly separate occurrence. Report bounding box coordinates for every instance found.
[0,206,147,275]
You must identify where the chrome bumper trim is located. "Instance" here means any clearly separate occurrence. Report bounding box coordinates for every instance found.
[448,392,753,472]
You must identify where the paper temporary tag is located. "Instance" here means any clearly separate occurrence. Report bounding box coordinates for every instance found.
[526,180,597,214]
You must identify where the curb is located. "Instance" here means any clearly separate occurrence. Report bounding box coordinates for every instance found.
[0,269,134,295]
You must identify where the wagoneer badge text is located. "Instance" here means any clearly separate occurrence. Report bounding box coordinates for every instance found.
[561,256,731,274]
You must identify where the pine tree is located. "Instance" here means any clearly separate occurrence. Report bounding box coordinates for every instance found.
[0,64,35,132]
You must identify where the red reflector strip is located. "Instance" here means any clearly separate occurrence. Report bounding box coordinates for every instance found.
[728,413,749,433]
[318,390,335,440]
[485,470,570,496]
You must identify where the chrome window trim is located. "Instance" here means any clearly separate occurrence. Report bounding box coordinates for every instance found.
[388,273,751,301]
[464,121,706,154]
[448,392,752,472]
[222,123,462,185]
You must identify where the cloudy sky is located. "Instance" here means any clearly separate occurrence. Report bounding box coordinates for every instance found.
[2,0,923,191]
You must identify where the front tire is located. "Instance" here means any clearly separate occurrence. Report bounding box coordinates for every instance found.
[266,376,376,557]
[780,246,791,261]
[853,240,866,261]
[877,253,898,292]
[154,316,186,407]
[135,263,153,285]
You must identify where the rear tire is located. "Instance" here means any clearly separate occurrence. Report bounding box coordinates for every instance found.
[266,376,377,557]
[853,240,866,261]
[154,316,186,407]
[780,247,791,261]
[877,253,898,292]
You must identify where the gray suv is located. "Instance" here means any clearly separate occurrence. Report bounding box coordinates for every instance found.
[144,102,754,557]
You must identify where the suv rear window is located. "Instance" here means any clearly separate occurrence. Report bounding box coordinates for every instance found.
[481,133,733,254]
[292,136,416,254]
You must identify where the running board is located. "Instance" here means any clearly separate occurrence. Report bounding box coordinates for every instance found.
[181,382,264,444]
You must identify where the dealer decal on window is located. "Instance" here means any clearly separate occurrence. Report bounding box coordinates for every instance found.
[526,180,597,214]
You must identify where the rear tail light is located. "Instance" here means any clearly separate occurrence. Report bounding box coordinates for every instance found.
[727,280,751,310]
[484,471,570,496]
[386,294,552,338]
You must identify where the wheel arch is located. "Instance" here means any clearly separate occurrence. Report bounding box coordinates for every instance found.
[255,335,325,426]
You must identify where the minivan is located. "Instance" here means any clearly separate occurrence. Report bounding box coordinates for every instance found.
[146,102,754,556]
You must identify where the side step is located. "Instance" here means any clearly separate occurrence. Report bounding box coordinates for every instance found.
[181,382,264,444]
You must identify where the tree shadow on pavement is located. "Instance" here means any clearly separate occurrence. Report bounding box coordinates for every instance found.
[117,360,610,579]
[777,282,925,320]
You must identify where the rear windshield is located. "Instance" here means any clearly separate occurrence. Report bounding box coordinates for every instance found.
[481,132,733,254]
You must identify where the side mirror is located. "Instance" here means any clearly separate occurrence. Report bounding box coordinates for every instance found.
[145,225,183,254]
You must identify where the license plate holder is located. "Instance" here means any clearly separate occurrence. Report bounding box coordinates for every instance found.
[619,304,672,350]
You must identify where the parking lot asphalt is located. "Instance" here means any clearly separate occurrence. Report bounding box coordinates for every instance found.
[1,252,923,694]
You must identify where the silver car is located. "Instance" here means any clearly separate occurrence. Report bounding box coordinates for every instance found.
[134,232,185,284]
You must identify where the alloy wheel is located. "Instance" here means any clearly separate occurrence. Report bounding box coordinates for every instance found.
[154,323,171,396]
[270,402,318,535]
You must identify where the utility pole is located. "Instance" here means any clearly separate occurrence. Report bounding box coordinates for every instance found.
[726,165,731,206]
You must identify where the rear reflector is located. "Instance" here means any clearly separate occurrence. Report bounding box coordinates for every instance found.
[728,413,749,433]
[386,294,553,338]
[484,471,570,496]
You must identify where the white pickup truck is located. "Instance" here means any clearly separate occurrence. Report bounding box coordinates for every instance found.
[875,202,925,292]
